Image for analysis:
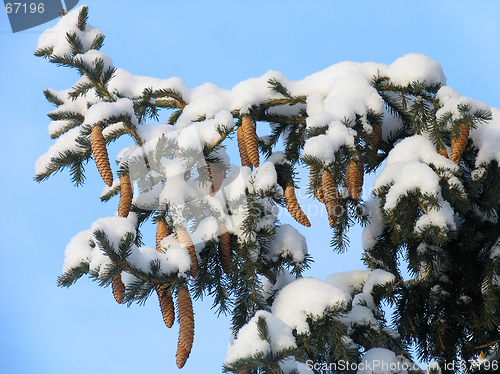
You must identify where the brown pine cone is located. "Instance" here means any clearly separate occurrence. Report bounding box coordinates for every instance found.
[237,125,252,169]
[242,116,259,168]
[156,285,175,328]
[284,185,311,227]
[91,125,113,187]
[367,122,382,163]
[156,220,169,252]
[176,286,194,367]
[177,229,198,278]
[111,273,125,304]
[309,165,325,203]
[322,169,341,227]
[176,335,190,368]
[438,147,449,158]
[451,122,469,164]
[209,162,226,196]
[117,174,133,217]
[218,223,232,275]
[346,150,364,200]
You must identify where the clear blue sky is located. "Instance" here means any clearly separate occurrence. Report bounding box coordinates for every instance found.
[1,1,499,373]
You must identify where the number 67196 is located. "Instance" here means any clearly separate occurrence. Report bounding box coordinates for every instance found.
[5,3,45,14]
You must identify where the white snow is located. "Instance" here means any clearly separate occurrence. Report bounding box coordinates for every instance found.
[35,127,85,175]
[374,135,459,212]
[61,229,94,273]
[271,277,349,334]
[362,198,385,250]
[325,270,370,296]
[224,310,296,365]
[83,98,138,127]
[268,224,308,263]
[90,216,137,250]
[37,6,104,56]
[357,348,409,374]
[249,162,278,193]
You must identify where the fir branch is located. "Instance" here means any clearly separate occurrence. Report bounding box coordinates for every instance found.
[66,31,84,56]
[57,262,90,287]
[43,89,65,107]
[90,33,105,51]
[77,6,89,31]
[34,46,53,58]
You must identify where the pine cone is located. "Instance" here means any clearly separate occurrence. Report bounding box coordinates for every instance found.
[438,147,449,158]
[156,285,175,328]
[91,125,113,187]
[177,229,198,278]
[367,122,382,163]
[209,162,226,196]
[309,165,325,203]
[284,185,311,227]
[176,335,190,368]
[117,174,133,217]
[156,220,169,252]
[218,223,232,275]
[112,273,125,304]
[176,286,194,368]
[322,169,340,227]
[242,116,259,167]
[451,122,469,164]
[346,150,364,200]
[237,125,252,169]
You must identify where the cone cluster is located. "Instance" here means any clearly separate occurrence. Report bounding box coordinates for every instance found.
[156,285,175,328]
[218,223,232,275]
[451,122,469,164]
[118,174,133,217]
[91,125,113,186]
[177,229,198,278]
[176,286,195,369]
[112,273,125,304]
[156,220,169,252]
[239,116,259,168]
[321,169,340,227]
[284,185,311,227]
[346,150,364,200]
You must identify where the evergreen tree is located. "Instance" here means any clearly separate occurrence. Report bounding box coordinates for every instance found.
[34,6,500,374]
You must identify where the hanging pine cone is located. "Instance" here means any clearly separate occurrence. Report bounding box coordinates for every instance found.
[322,169,340,227]
[438,146,449,158]
[209,162,226,196]
[309,165,325,203]
[117,174,133,217]
[177,229,198,278]
[156,220,169,252]
[111,273,125,304]
[218,223,232,275]
[176,334,190,368]
[237,125,252,169]
[156,285,175,328]
[91,125,113,187]
[367,122,382,163]
[176,286,194,368]
[451,122,469,164]
[242,115,259,167]
[284,185,311,227]
[346,150,364,200]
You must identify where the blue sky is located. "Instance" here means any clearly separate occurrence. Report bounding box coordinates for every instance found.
[1,1,499,373]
